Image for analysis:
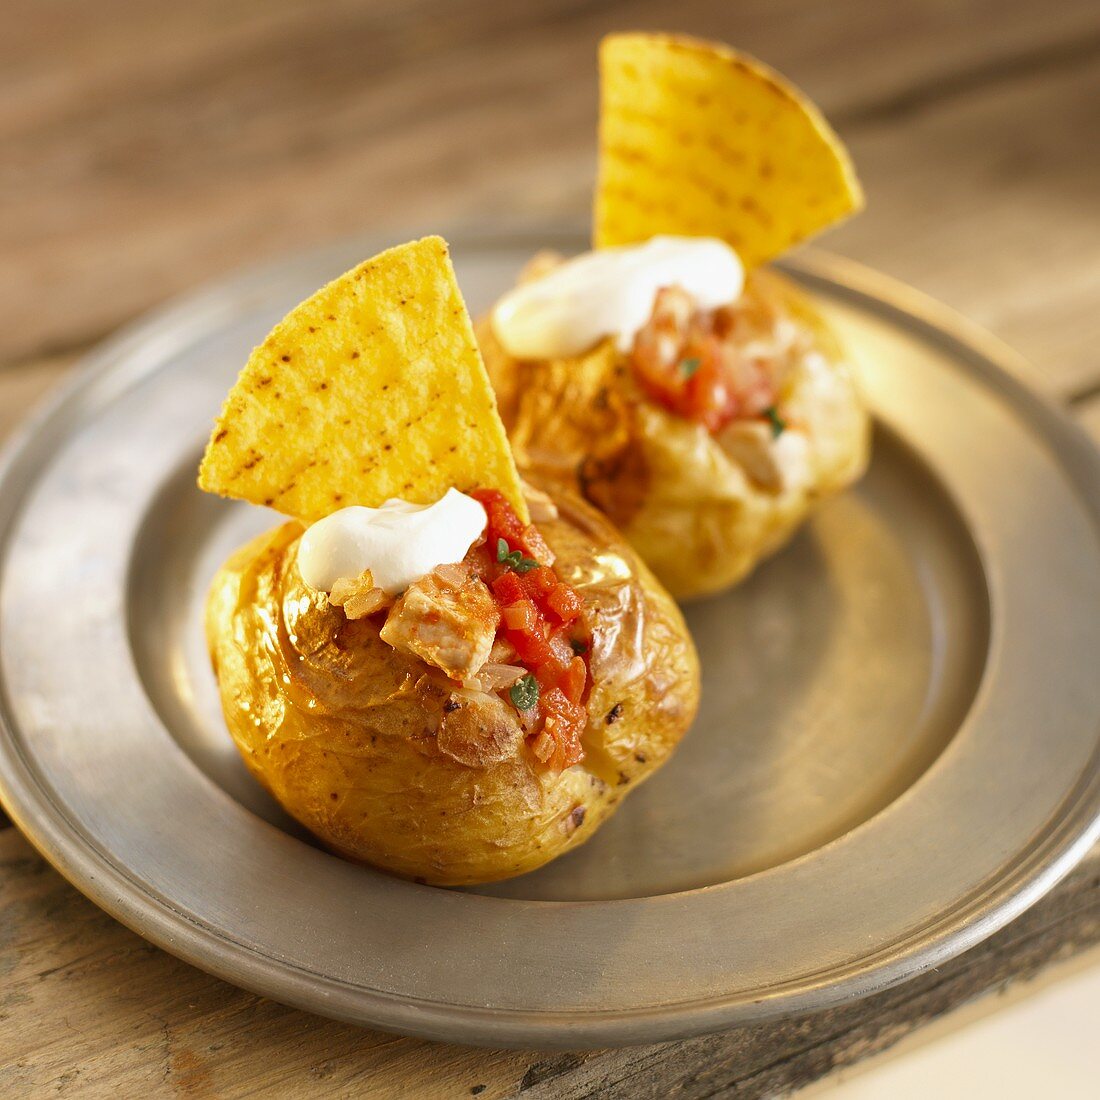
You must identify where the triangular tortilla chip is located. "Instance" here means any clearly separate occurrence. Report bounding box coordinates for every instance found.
[198,235,528,523]
[594,33,863,267]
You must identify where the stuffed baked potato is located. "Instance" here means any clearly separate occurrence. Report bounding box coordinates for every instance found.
[479,265,870,601]
[478,31,871,599]
[206,481,699,885]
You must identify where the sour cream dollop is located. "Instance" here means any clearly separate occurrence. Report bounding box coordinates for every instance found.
[491,235,744,359]
[297,488,487,596]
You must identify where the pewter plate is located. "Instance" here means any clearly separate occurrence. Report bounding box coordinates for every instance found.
[2,230,1100,1049]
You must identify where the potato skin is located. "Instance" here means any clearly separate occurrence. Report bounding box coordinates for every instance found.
[479,268,871,600]
[206,486,699,885]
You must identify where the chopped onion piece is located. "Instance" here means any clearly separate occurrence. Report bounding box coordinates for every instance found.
[432,561,470,586]
[531,730,556,762]
[480,663,526,691]
[489,637,518,663]
[328,569,393,620]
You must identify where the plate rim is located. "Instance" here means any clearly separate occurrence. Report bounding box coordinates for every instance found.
[2,228,1100,1048]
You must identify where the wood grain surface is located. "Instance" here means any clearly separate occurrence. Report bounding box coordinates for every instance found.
[3,0,1100,1095]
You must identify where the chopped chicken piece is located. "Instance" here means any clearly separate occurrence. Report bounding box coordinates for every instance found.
[328,569,394,620]
[717,421,812,493]
[380,567,500,680]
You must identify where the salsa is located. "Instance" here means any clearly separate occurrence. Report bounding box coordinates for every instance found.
[470,489,590,772]
[630,286,780,434]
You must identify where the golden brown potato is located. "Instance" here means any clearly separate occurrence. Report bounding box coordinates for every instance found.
[479,267,871,600]
[206,486,699,885]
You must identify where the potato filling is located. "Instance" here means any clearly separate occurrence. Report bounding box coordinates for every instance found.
[468,489,591,773]
[630,285,799,435]
[324,489,592,773]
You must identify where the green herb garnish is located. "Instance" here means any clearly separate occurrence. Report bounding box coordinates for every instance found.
[763,405,786,438]
[497,536,539,574]
[679,357,701,378]
[510,674,540,711]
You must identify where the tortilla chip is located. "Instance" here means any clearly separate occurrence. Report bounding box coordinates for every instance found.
[594,33,863,268]
[198,236,528,523]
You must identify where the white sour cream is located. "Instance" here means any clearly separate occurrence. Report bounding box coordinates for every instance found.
[297,489,487,596]
[490,235,744,359]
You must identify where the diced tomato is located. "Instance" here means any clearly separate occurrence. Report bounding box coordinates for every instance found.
[471,488,552,565]
[540,687,586,770]
[491,571,526,605]
[631,348,683,411]
[470,485,592,769]
[542,685,586,725]
[471,487,527,544]
[682,354,739,433]
[507,626,554,669]
[559,656,587,704]
[534,662,563,693]
[519,524,554,567]
[502,598,539,633]
[531,632,577,692]
[461,539,495,579]
[545,583,583,624]
[523,565,558,598]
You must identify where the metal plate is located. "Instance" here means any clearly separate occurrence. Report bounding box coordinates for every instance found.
[2,230,1100,1048]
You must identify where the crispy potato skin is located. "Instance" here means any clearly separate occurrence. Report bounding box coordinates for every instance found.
[206,486,699,886]
[478,268,871,600]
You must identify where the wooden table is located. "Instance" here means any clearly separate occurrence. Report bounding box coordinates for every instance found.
[3,1,1100,1094]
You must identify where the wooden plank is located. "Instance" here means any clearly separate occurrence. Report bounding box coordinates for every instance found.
[3,0,1099,394]
[831,54,1100,400]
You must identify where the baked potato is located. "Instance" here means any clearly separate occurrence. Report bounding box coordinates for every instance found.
[206,482,699,886]
[479,264,871,601]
